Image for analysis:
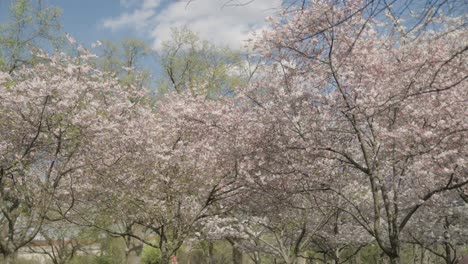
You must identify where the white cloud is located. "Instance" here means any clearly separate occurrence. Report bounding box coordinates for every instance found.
[102,0,281,51]
[102,0,161,31]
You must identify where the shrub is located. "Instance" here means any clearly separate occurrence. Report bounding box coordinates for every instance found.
[141,245,162,264]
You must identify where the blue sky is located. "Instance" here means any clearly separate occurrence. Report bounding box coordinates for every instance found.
[49,0,135,44]
[1,0,282,51]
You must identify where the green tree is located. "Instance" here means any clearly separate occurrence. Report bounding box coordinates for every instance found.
[141,244,162,264]
[0,0,62,73]
[94,38,154,90]
[157,27,245,97]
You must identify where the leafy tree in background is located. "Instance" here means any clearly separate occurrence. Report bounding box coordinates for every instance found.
[141,244,162,264]
[93,38,154,90]
[0,0,62,73]
[157,27,246,97]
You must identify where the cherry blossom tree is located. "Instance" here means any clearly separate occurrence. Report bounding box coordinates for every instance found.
[1,2,464,264]
[64,92,244,264]
[0,50,145,263]
[404,191,468,264]
[28,220,99,264]
[243,1,467,263]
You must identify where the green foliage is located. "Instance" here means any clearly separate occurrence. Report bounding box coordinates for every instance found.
[68,254,120,264]
[157,27,246,97]
[67,236,126,264]
[68,255,99,264]
[0,0,63,72]
[13,258,40,264]
[93,256,113,264]
[93,38,154,89]
[141,244,162,264]
[99,236,127,264]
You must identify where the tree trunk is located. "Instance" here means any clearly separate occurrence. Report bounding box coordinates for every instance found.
[332,248,341,264]
[389,256,400,264]
[125,246,131,264]
[355,250,362,264]
[444,242,454,264]
[160,250,171,264]
[412,244,417,264]
[232,244,243,264]
[253,252,262,264]
[208,241,215,264]
[420,247,425,264]
[296,256,307,264]
[3,251,18,264]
